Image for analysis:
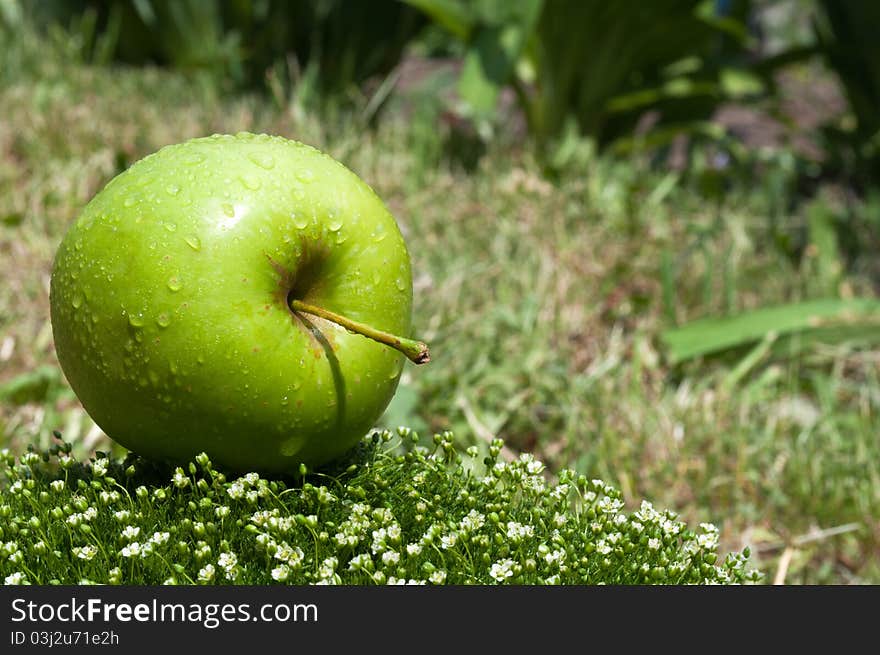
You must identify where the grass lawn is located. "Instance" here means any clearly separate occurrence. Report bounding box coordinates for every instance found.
[2,25,878,584]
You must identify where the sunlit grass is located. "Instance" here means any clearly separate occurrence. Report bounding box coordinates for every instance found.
[1,21,878,584]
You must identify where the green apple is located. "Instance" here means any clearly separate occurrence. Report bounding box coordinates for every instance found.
[50,132,428,472]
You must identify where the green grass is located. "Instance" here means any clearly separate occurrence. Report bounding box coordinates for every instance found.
[1,21,878,584]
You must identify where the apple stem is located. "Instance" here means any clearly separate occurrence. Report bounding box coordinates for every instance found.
[289,298,430,365]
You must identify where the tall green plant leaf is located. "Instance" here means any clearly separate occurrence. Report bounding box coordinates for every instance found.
[661,298,880,364]
[457,0,543,116]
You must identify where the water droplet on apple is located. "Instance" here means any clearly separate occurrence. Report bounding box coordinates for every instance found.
[240,174,261,191]
[292,212,309,229]
[185,235,201,250]
[128,313,145,328]
[156,313,171,328]
[71,293,83,309]
[328,218,343,232]
[335,232,347,244]
[372,231,386,242]
[123,197,136,208]
[248,153,275,170]
[167,276,182,292]
[221,203,235,217]
[395,277,406,291]
[164,222,177,232]
[166,184,180,196]
[296,169,315,183]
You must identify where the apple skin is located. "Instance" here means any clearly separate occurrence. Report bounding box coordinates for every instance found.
[50,132,413,472]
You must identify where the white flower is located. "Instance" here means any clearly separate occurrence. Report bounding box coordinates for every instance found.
[113,510,131,523]
[274,544,304,567]
[489,558,516,582]
[121,525,141,541]
[597,496,624,514]
[596,540,612,555]
[544,549,566,566]
[227,481,245,499]
[405,543,422,557]
[648,538,661,551]
[317,557,339,583]
[73,545,97,561]
[172,468,189,488]
[92,459,108,477]
[120,542,142,558]
[271,565,290,582]
[381,551,400,566]
[218,552,238,571]
[99,490,120,505]
[505,521,534,542]
[661,518,682,536]
[520,453,544,476]
[198,564,215,583]
[635,500,659,523]
[215,505,230,519]
[149,531,170,545]
[348,554,372,571]
[550,484,570,500]
[4,572,27,585]
[429,570,447,584]
[385,523,401,543]
[50,480,65,493]
[459,510,485,532]
[697,533,719,550]
[440,533,458,550]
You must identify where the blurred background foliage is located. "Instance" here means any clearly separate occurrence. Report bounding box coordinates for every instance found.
[2,0,880,583]
[2,0,875,181]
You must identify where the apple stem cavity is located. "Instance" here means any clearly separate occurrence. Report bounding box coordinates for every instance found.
[289,298,430,365]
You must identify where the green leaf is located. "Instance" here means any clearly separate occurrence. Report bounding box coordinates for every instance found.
[456,0,542,117]
[400,0,475,40]
[661,298,880,364]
